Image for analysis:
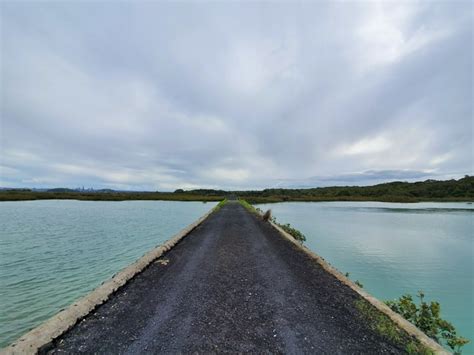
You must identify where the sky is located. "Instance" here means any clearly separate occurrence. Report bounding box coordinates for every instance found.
[1,1,472,191]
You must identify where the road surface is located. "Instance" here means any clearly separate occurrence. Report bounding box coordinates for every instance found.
[48,202,404,354]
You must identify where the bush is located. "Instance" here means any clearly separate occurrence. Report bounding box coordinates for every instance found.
[278,222,306,243]
[386,291,469,354]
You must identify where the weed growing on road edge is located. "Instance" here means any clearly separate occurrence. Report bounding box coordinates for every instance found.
[239,199,306,243]
[354,299,433,355]
[276,222,306,243]
[343,272,363,288]
[214,199,228,212]
[238,199,258,214]
[355,280,364,288]
[385,291,469,354]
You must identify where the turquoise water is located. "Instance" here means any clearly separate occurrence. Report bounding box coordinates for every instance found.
[257,201,474,353]
[0,200,216,347]
[1,200,472,351]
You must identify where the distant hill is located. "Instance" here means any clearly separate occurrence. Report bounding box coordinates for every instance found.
[183,175,474,203]
[1,176,473,202]
[231,176,474,202]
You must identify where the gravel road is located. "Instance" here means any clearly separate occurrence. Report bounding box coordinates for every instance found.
[48,202,405,354]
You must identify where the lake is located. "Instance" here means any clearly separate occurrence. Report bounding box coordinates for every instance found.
[1,200,472,352]
[0,200,217,347]
[257,201,473,353]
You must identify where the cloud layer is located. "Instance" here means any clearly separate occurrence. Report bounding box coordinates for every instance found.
[1,1,472,190]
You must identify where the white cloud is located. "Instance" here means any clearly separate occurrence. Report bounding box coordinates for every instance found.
[430,153,453,166]
[0,1,471,190]
[355,2,453,70]
[336,136,392,156]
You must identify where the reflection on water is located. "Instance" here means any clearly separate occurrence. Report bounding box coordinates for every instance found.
[0,200,216,347]
[257,201,473,353]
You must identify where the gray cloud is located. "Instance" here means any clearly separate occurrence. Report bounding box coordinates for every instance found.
[1,1,472,190]
[274,169,460,189]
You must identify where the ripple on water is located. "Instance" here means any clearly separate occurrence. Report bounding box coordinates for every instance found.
[0,200,216,348]
[257,201,474,353]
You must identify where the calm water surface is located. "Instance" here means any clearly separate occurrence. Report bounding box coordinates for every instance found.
[0,200,216,347]
[257,201,473,353]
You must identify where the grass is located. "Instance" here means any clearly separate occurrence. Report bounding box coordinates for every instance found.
[238,199,259,214]
[276,222,306,243]
[354,299,433,354]
[241,197,444,352]
[213,198,228,211]
[239,199,306,243]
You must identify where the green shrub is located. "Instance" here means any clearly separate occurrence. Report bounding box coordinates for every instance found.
[385,291,469,354]
[354,299,431,354]
[277,222,306,243]
[239,200,306,243]
[355,280,364,288]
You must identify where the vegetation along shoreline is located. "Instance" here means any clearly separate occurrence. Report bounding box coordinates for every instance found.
[1,176,473,203]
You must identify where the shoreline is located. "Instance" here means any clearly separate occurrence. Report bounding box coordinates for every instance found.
[1,205,219,354]
[2,202,448,354]
[2,176,472,203]
[1,194,472,204]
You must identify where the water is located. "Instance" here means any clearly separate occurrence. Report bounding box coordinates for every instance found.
[0,200,216,347]
[1,200,472,351]
[257,201,474,353]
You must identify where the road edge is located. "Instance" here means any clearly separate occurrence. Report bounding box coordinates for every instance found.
[1,204,219,355]
[267,219,450,354]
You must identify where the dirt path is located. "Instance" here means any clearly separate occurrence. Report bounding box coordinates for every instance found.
[48,202,404,354]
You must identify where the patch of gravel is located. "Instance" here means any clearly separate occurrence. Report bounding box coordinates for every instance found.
[47,202,405,354]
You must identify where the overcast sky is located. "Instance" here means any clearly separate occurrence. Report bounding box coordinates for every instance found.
[1,1,472,190]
